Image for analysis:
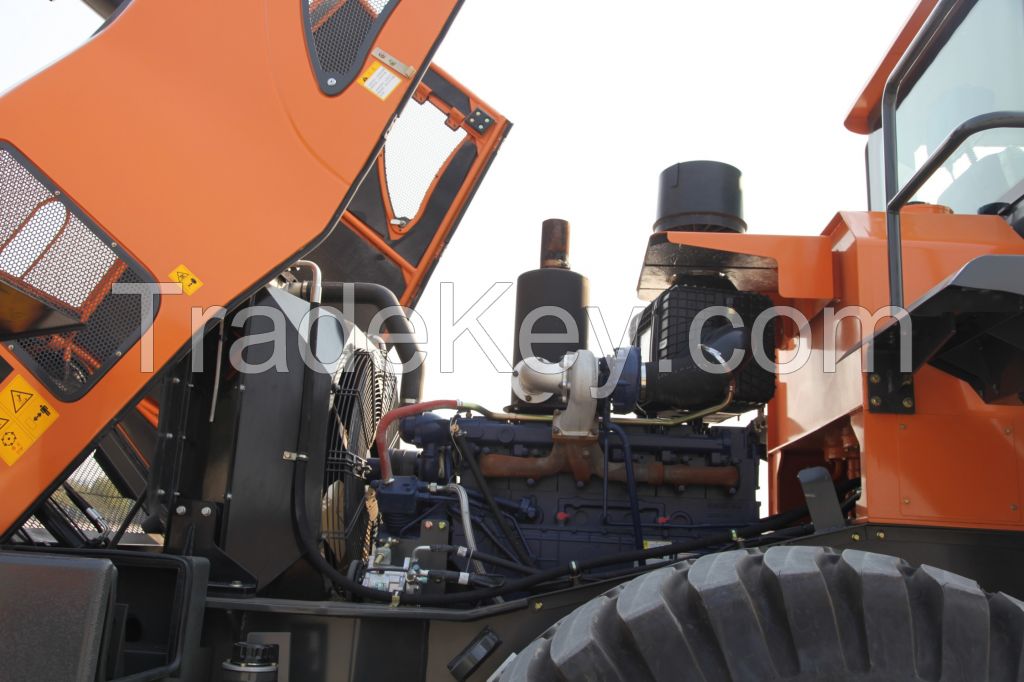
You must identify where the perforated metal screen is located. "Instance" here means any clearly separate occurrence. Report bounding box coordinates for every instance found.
[23,452,145,539]
[0,143,157,399]
[383,98,467,221]
[306,0,398,94]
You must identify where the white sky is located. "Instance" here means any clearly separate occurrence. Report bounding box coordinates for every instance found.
[0,0,919,412]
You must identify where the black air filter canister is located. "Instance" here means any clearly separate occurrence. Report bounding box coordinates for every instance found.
[654,161,747,233]
[511,219,589,412]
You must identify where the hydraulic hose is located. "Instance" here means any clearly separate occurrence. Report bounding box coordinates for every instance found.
[320,282,425,404]
[413,545,539,576]
[452,428,536,568]
[606,422,644,556]
[292,451,860,607]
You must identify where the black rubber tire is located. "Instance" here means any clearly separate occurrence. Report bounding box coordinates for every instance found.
[498,546,1024,681]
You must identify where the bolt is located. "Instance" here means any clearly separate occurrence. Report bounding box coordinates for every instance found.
[524,395,532,402]
[1005,427,1014,436]
[870,374,881,385]
[110,242,117,249]
[533,601,543,611]
[902,398,914,409]
[526,478,536,487]
[438,521,447,530]
[870,396,882,408]
[327,77,337,86]
[875,531,886,540]
[164,433,174,440]
[899,423,907,430]
[576,480,585,489]
[156,489,166,496]
[851,533,861,542]
[225,493,232,501]
[175,505,187,516]
[423,520,433,530]
[171,377,181,384]
[230,580,244,588]
[6,345,13,351]
[676,485,686,493]
[903,498,911,505]
[113,350,122,358]
[200,506,212,517]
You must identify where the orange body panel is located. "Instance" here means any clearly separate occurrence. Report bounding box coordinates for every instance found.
[662,210,1024,531]
[0,0,462,531]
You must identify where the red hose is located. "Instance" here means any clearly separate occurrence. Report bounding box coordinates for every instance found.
[375,400,459,482]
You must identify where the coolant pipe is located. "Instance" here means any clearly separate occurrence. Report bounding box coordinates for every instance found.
[607,422,644,555]
[319,282,425,404]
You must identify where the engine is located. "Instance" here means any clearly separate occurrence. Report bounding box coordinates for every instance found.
[350,162,779,596]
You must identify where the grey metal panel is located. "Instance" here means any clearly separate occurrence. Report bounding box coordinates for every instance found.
[0,551,115,682]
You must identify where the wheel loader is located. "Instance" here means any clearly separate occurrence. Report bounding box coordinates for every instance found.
[2,0,1024,680]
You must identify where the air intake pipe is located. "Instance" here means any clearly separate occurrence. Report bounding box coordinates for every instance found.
[601,323,751,414]
[638,324,751,412]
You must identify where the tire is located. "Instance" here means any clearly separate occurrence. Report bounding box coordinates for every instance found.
[498,546,1024,681]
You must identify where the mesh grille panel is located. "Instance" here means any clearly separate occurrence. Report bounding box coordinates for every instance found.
[384,99,467,221]
[0,144,157,399]
[308,0,396,86]
[23,452,144,539]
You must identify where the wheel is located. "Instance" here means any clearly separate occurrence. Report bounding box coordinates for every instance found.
[498,546,1024,681]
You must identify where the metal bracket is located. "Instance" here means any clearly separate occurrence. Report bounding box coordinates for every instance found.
[466,108,495,134]
[282,451,308,462]
[866,325,916,415]
[797,466,846,532]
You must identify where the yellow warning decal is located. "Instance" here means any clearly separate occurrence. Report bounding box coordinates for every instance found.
[169,264,204,296]
[359,60,402,101]
[0,375,60,466]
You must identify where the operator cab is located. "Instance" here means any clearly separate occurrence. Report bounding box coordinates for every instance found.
[865,0,1024,234]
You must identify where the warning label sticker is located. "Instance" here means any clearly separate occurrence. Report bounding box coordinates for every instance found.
[169,264,204,296]
[0,375,59,466]
[358,61,402,101]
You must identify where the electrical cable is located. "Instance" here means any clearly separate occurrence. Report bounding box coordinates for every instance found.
[606,421,644,557]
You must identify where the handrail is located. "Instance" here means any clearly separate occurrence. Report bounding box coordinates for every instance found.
[889,112,1024,210]
[881,0,968,308]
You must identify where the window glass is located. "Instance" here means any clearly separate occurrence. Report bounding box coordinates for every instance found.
[896,0,1024,213]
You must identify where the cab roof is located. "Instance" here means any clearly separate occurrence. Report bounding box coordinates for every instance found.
[845,0,939,134]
